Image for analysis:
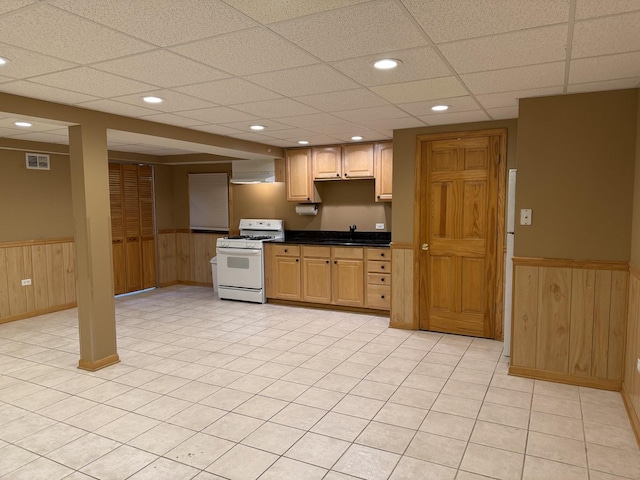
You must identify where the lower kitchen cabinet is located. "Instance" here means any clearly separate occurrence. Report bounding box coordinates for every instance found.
[266,245,301,300]
[366,248,391,310]
[302,246,332,304]
[332,248,365,307]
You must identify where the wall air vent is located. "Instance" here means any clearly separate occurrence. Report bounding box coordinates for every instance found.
[25,153,50,170]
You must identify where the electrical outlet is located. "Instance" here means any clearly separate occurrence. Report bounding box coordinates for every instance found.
[21,279,31,286]
[375,223,385,230]
[520,209,532,226]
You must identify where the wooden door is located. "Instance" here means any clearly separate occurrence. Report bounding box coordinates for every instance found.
[109,164,126,294]
[138,166,156,289]
[343,144,374,179]
[303,257,332,304]
[419,134,502,338]
[122,165,142,292]
[313,146,342,180]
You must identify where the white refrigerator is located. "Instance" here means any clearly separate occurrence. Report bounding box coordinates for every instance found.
[504,169,516,357]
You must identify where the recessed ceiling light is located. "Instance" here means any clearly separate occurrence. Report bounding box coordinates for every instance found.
[298,140,309,145]
[373,58,401,70]
[351,136,363,141]
[0,56,8,66]
[431,105,449,112]
[250,125,265,131]
[142,96,164,104]
[14,121,32,127]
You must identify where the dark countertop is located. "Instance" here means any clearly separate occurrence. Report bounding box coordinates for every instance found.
[274,230,391,247]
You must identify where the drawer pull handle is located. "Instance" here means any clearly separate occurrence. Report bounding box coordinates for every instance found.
[326,260,329,264]
[381,278,385,282]
[381,295,385,299]
[334,261,337,264]
[381,253,384,257]
[380,265,385,270]
[284,249,288,252]
[296,259,299,262]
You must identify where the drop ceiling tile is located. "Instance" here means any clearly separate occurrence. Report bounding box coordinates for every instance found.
[221,0,367,24]
[575,0,640,19]
[171,27,319,76]
[282,134,342,146]
[114,90,217,113]
[332,132,390,143]
[75,99,160,118]
[6,131,69,143]
[271,0,428,61]
[418,110,490,126]
[227,132,275,143]
[0,118,68,132]
[487,106,519,120]
[476,86,563,109]
[402,0,569,43]
[308,123,379,137]
[398,96,479,116]
[137,113,208,128]
[137,147,195,156]
[52,0,257,46]
[370,77,467,103]
[568,77,640,93]
[331,46,452,87]
[31,67,156,97]
[333,105,409,122]
[440,25,567,74]
[93,51,229,88]
[0,0,36,15]
[177,106,259,124]
[569,51,640,83]
[231,98,320,118]
[219,119,292,132]
[572,12,640,58]
[0,75,13,83]
[262,139,293,148]
[258,127,316,140]
[295,88,388,112]
[176,78,282,105]
[356,116,428,132]
[0,5,153,63]
[461,62,566,95]
[191,124,246,136]
[0,42,77,79]
[276,113,347,128]
[244,64,360,97]
[0,80,99,104]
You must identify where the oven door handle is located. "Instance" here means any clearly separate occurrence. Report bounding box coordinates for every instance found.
[216,247,262,256]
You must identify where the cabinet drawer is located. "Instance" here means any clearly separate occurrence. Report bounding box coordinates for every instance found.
[367,248,389,260]
[302,245,331,257]
[367,273,391,286]
[367,285,390,309]
[367,260,390,273]
[332,247,363,259]
[272,245,300,256]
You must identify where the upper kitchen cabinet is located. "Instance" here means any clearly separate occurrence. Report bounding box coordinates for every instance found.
[312,146,342,180]
[285,148,321,203]
[343,143,374,179]
[375,142,393,202]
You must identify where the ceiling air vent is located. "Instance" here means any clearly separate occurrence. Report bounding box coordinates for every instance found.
[25,153,50,170]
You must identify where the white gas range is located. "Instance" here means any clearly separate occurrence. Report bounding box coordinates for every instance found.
[216,219,284,303]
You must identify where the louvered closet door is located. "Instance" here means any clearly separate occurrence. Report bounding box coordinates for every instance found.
[122,165,142,293]
[138,166,156,289]
[109,164,126,295]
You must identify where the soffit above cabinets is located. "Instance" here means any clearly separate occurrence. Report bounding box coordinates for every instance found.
[0,0,638,156]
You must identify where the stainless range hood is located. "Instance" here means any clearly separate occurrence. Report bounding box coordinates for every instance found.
[230,159,276,184]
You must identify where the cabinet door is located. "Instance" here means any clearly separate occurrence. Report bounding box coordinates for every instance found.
[343,144,374,179]
[375,142,393,202]
[125,236,142,292]
[112,240,126,295]
[286,149,317,202]
[303,257,332,304]
[313,146,342,180]
[139,165,156,289]
[273,256,301,300]
[332,259,364,306]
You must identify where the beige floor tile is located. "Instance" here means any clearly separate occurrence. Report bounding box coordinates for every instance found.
[77,381,132,403]
[15,388,70,412]
[582,401,632,428]
[350,379,398,401]
[259,379,309,401]
[529,410,585,440]
[242,421,305,454]
[356,421,416,454]
[81,445,157,480]
[332,393,385,419]
[489,373,534,393]
[206,444,278,480]
[46,433,121,470]
[128,423,195,455]
[332,361,376,379]
[431,394,482,419]
[420,410,475,441]
[442,379,488,400]
[401,372,447,392]
[127,457,200,479]
[0,413,56,443]
[199,387,253,410]
[36,396,98,421]
[281,367,327,385]
[579,387,626,408]
[95,412,160,443]
[527,431,587,467]
[0,445,40,476]
[405,431,467,468]
[198,368,245,387]
[477,402,530,429]
[167,403,226,430]
[534,379,580,400]
[587,442,640,478]
[459,443,524,480]
[532,393,582,419]
[315,373,361,393]
[413,362,455,379]
[233,394,288,420]
[165,432,234,469]
[15,422,86,455]
[455,471,495,479]
[269,402,326,429]
[226,373,275,393]
[65,403,128,431]
[285,432,351,468]
[522,455,588,480]
[293,386,345,410]
[389,456,457,480]
[449,367,493,386]
[484,386,531,409]
[470,420,527,453]
[203,412,264,442]
[424,351,461,366]
[259,457,327,480]
[373,402,427,429]
[168,380,220,402]
[311,412,369,441]
[390,386,438,409]
[584,421,639,451]
[333,444,401,480]
[2,456,74,480]
[139,374,191,394]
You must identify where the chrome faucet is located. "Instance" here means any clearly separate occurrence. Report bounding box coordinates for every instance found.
[349,224,357,239]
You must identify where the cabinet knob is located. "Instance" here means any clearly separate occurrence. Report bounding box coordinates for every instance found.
[381,295,385,299]
[336,173,340,177]
[284,249,288,252]
[381,253,385,257]
[377,195,381,199]
[326,260,329,264]
[334,261,337,264]
[307,197,310,201]
[344,173,348,177]
[380,265,385,270]
[381,278,385,282]
[296,259,299,262]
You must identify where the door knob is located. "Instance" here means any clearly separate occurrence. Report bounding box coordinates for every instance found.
[422,243,429,251]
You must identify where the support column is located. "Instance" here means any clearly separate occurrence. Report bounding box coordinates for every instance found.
[68,124,119,371]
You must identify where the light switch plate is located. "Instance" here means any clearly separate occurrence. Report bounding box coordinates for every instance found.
[520,209,532,226]
[21,279,31,286]
[375,223,385,230]
[637,358,640,374]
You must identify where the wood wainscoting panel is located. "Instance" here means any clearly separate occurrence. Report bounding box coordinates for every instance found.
[511,257,628,389]
[177,232,190,283]
[390,245,415,329]
[158,231,177,286]
[0,239,77,324]
[623,264,640,446]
